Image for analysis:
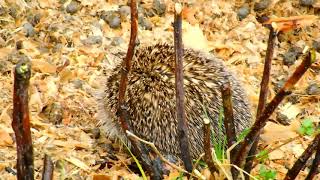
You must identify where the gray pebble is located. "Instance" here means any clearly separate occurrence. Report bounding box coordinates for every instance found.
[72,79,83,89]
[102,11,121,29]
[306,83,320,95]
[119,5,130,18]
[300,0,314,6]
[283,47,302,66]
[238,5,250,21]
[23,22,35,37]
[111,37,124,46]
[153,0,166,16]
[44,102,63,125]
[66,0,80,14]
[139,16,153,30]
[254,0,271,11]
[312,40,320,52]
[82,35,103,45]
[0,7,6,16]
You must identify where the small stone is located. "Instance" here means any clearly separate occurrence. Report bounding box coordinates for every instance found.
[306,83,320,95]
[111,37,124,46]
[0,7,6,16]
[27,13,41,26]
[82,35,103,45]
[254,0,271,11]
[23,22,35,37]
[276,112,291,126]
[300,0,314,6]
[287,95,300,104]
[153,0,166,16]
[91,128,101,139]
[43,102,63,125]
[8,7,17,18]
[66,0,80,14]
[274,79,285,93]
[283,47,302,66]
[312,40,320,52]
[237,5,250,21]
[139,17,153,30]
[72,79,83,89]
[119,5,130,18]
[0,61,10,74]
[102,11,121,29]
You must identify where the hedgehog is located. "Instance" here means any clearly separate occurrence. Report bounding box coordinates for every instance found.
[97,43,251,159]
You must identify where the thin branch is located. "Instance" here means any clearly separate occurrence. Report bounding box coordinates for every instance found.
[12,59,34,180]
[284,133,320,180]
[116,0,161,178]
[173,3,193,172]
[221,81,238,179]
[244,26,277,179]
[117,0,138,130]
[203,118,219,173]
[233,49,316,178]
[305,135,320,179]
[42,154,54,180]
[221,82,237,156]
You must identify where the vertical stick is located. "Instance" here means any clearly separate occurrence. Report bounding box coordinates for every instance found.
[12,60,34,180]
[284,133,320,180]
[174,3,193,172]
[305,136,320,179]
[203,118,218,173]
[221,82,237,153]
[117,0,138,130]
[42,154,54,180]
[221,82,238,179]
[117,0,160,178]
[244,26,277,179]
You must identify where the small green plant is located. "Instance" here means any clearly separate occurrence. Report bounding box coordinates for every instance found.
[237,127,250,142]
[202,106,226,161]
[258,165,277,180]
[211,108,226,161]
[298,118,315,136]
[120,138,147,180]
[256,149,269,163]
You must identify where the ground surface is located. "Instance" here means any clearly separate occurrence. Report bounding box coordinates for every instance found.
[0,0,320,179]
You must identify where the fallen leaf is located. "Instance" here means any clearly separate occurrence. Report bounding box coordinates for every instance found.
[0,129,13,146]
[65,157,90,172]
[31,60,57,74]
[264,15,318,32]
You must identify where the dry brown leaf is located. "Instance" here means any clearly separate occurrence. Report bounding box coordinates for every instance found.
[182,7,197,25]
[264,15,318,32]
[261,122,298,144]
[0,129,13,146]
[65,157,90,172]
[92,174,112,180]
[31,60,57,74]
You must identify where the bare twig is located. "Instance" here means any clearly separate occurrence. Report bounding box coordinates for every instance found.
[173,3,192,172]
[117,0,161,178]
[42,154,54,180]
[117,0,138,130]
[284,133,320,180]
[203,118,218,173]
[221,82,237,156]
[244,26,277,179]
[305,135,320,179]
[234,49,316,178]
[12,59,34,180]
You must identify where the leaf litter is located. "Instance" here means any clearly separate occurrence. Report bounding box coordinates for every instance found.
[0,0,319,179]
